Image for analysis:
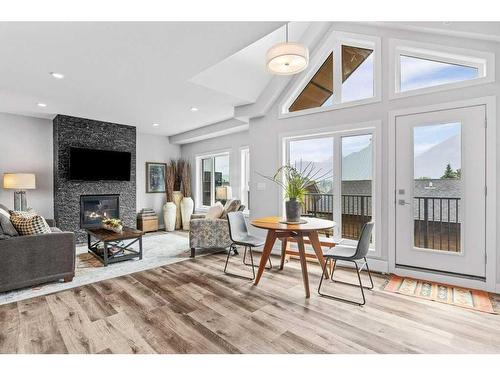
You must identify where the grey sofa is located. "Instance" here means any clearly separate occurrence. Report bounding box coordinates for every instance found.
[189,200,244,258]
[0,206,76,293]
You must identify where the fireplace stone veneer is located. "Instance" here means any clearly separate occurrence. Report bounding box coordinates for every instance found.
[53,115,136,243]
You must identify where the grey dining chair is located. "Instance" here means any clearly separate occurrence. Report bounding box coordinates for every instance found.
[225,211,272,280]
[317,222,374,306]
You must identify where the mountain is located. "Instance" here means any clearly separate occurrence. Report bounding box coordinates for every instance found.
[414,134,460,179]
[342,143,372,180]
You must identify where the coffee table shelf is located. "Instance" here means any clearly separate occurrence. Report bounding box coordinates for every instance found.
[86,227,143,266]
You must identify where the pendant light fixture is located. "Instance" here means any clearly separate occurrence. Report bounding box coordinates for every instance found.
[266,23,309,75]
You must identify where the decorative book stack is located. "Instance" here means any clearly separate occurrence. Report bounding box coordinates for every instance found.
[137,208,158,233]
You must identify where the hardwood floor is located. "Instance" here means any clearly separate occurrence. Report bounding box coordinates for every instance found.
[1,252,500,354]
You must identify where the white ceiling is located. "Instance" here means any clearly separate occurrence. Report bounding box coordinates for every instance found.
[0,22,282,135]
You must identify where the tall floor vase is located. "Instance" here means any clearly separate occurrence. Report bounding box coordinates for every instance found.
[172,191,183,230]
[163,202,176,232]
[180,197,194,230]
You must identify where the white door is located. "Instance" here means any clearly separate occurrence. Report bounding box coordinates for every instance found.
[395,105,486,278]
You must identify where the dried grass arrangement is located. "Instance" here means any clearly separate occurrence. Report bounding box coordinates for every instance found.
[181,161,191,198]
[175,159,184,191]
[166,160,176,202]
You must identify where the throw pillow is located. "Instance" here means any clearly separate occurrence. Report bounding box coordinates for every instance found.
[0,205,18,237]
[206,202,224,219]
[10,213,51,236]
[220,199,241,219]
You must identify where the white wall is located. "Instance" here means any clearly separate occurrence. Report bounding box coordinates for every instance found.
[180,130,250,211]
[181,23,500,286]
[0,113,54,218]
[136,132,181,226]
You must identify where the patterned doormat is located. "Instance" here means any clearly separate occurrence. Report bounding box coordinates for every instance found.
[384,275,495,314]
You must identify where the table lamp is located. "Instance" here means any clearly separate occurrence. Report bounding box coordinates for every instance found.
[3,173,36,211]
[215,186,232,204]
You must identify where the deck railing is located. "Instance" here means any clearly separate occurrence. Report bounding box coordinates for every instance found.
[302,193,460,251]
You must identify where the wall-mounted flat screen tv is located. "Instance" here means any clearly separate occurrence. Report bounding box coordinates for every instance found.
[69,147,131,181]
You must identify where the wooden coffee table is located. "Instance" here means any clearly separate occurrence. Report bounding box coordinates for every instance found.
[86,227,143,266]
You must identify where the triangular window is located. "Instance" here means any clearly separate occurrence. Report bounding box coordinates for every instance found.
[286,34,378,114]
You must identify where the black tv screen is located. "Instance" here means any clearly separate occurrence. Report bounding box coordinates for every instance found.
[69,147,131,181]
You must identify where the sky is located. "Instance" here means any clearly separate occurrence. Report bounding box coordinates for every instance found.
[400,55,478,92]
[413,122,461,157]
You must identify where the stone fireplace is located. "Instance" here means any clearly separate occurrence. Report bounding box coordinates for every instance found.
[80,194,120,229]
[53,115,136,243]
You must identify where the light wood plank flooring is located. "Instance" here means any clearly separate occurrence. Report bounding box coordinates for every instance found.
[1,252,500,354]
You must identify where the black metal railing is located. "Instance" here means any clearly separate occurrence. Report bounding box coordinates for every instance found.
[302,193,460,251]
[414,197,460,252]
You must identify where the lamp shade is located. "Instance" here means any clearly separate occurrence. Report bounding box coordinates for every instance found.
[3,173,36,190]
[215,186,232,201]
[266,42,309,75]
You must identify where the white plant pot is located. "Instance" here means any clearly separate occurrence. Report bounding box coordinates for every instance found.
[180,197,194,230]
[163,202,176,232]
[172,191,183,230]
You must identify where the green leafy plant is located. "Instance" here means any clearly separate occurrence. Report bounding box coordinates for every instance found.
[258,161,330,203]
[102,218,122,228]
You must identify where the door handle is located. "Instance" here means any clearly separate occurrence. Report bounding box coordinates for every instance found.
[398,199,411,206]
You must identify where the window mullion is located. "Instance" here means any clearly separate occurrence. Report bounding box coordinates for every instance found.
[332,40,342,105]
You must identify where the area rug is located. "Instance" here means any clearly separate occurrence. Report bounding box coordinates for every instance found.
[0,231,194,305]
[384,275,495,314]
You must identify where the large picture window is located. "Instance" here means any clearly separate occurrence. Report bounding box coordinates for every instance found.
[284,125,378,251]
[197,152,230,208]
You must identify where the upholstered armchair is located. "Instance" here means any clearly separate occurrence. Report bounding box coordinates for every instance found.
[189,199,244,257]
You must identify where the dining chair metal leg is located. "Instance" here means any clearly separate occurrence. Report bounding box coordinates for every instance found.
[243,246,272,269]
[330,258,337,280]
[318,258,369,306]
[364,257,374,290]
[224,244,254,280]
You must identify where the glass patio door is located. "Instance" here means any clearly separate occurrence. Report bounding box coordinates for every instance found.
[395,105,486,278]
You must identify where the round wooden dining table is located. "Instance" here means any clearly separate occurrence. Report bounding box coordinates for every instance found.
[251,216,336,298]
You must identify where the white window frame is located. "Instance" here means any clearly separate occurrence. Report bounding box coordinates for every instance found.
[195,150,231,210]
[279,31,381,119]
[389,39,495,100]
[280,120,382,259]
[240,146,250,214]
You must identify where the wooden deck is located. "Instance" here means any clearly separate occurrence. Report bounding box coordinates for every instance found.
[1,252,499,354]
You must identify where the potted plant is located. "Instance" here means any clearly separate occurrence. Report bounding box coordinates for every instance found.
[180,161,194,230]
[163,161,176,232]
[259,162,329,223]
[102,218,123,234]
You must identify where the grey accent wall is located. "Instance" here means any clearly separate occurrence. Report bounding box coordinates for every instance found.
[53,115,136,242]
[136,132,181,227]
[0,113,53,218]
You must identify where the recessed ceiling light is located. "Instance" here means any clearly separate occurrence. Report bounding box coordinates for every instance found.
[50,72,64,79]
[190,107,199,112]
[153,123,159,127]
[37,102,47,108]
